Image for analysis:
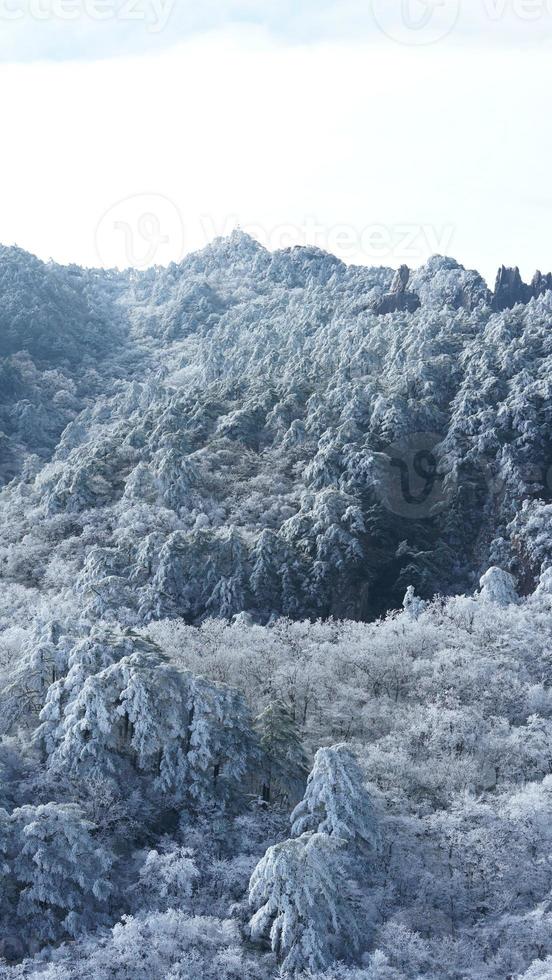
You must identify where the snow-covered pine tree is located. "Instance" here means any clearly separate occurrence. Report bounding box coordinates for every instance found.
[35,629,159,760]
[250,529,286,617]
[40,649,258,813]
[478,567,518,606]
[291,744,378,851]
[40,651,190,794]
[255,698,308,804]
[204,526,250,620]
[0,620,70,734]
[186,677,259,811]
[11,803,113,946]
[0,806,12,893]
[248,831,359,973]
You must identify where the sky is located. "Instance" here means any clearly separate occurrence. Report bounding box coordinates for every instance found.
[1,1,551,285]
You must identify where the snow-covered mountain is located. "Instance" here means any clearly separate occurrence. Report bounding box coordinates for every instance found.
[2,232,552,623]
[2,234,552,980]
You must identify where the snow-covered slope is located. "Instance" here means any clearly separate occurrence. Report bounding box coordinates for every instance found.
[2,233,552,623]
[2,234,552,979]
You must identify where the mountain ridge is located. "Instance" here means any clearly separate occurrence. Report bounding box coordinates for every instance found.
[2,233,552,624]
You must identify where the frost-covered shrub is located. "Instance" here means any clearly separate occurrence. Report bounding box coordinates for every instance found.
[3,913,257,980]
[132,846,199,912]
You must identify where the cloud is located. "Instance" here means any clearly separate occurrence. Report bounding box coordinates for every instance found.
[0,0,551,64]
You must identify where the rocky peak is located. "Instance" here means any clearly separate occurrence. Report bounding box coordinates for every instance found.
[491,265,552,312]
[390,264,411,294]
[371,264,421,315]
[492,266,528,311]
[531,270,552,297]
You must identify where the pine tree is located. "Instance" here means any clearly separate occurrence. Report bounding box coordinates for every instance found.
[11,803,113,944]
[205,526,250,620]
[36,629,158,760]
[40,651,187,790]
[255,698,308,804]
[249,831,359,973]
[479,566,518,606]
[0,806,11,888]
[153,447,198,514]
[291,744,378,851]
[186,677,259,811]
[250,529,285,616]
[40,650,258,813]
[0,620,69,734]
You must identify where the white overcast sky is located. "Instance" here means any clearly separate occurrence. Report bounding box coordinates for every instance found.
[1,1,551,284]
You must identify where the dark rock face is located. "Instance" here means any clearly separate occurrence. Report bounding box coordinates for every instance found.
[373,291,421,315]
[531,270,552,297]
[368,259,552,319]
[391,264,411,294]
[492,266,530,311]
[372,264,421,315]
[491,266,552,312]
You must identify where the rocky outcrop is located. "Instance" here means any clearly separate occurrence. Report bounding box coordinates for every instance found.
[368,259,552,319]
[491,266,530,311]
[371,264,421,315]
[491,266,552,312]
[531,270,552,298]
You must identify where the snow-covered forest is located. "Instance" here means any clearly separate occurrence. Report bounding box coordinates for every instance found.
[2,232,552,978]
